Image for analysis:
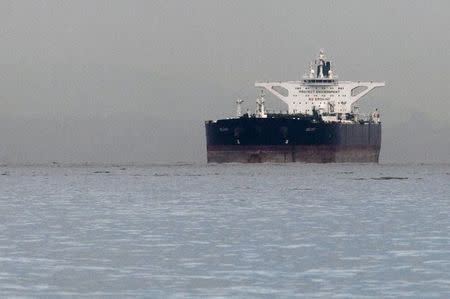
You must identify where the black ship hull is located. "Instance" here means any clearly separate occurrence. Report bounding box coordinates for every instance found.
[205,117,381,163]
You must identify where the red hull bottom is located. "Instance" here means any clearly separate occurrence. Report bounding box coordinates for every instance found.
[207,145,380,163]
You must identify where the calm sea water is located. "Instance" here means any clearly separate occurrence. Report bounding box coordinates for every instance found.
[0,163,449,298]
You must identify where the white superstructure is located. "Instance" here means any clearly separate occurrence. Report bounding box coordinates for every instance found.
[255,50,385,121]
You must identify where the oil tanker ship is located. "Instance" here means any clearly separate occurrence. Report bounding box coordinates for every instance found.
[205,50,385,163]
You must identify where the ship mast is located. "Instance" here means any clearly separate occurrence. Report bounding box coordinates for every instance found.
[235,99,244,117]
[255,89,267,118]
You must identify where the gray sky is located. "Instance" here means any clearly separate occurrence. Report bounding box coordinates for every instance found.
[0,0,449,164]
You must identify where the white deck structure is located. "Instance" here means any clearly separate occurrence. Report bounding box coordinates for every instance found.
[254,50,384,121]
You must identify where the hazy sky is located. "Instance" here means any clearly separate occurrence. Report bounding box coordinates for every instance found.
[0,1,449,164]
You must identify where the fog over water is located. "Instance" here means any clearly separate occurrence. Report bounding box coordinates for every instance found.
[0,1,449,164]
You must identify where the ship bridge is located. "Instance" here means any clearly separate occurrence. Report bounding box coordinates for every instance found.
[255,50,385,117]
